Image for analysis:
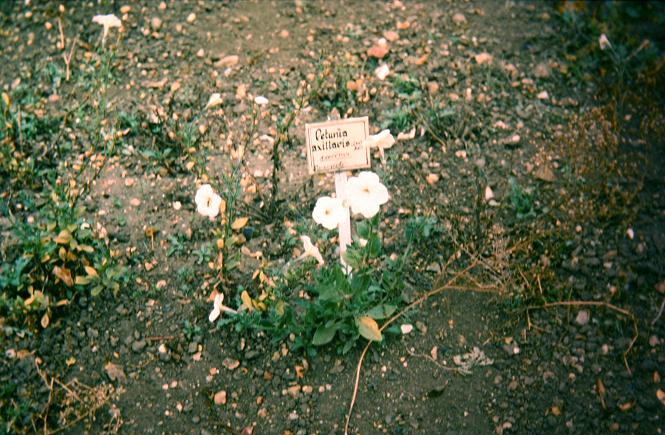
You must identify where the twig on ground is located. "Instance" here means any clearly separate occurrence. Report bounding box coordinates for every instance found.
[145,335,176,341]
[403,344,461,373]
[344,258,494,435]
[651,296,665,326]
[528,300,638,375]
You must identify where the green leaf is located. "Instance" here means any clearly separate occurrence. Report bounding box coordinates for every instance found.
[356,221,370,239]
[350,273,371,294]
[75,275,93,285]
[90,285,103,296]
[316,282,343,302]
[312,324,338,346]
[366,304,397,320]
[367,234,381,258]
[357,316,382,342]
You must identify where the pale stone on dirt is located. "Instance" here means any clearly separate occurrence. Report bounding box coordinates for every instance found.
[452,13,467,24]
[130,198,141,207]
[575,310,590,326]
[214,390,227,405]
[151,17,162,30]
[475,52,493,65]
[485,185,495,201]
[537,90,549,100]
[534,62,551,78]
[534,164,556,182]
[186,13,196,24]
[215,55,239,68]
[368,44,389,59]
[383,30,399,42]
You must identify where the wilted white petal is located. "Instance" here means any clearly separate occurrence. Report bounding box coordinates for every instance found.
[396,128,416,141]
[195,184,222,218]
[484,185,495,201]
[92,14,121,29]
[312,196,346,230]
[599,33,611,51]
[205,93,223,110]
[366,130,395,160]
[208,293,224,322]
[375,64,390,80]
[208,307,221,322]
[254,95,269,106]
[300,235,325,265]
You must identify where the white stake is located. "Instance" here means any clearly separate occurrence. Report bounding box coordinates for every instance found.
[334,171,352,272]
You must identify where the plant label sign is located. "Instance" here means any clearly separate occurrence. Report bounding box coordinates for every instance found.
[305,116,370,174]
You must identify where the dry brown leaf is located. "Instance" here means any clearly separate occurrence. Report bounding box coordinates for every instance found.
[104,361,126,383]
[53,266,73,287]
[357,316,382,342]
[144,227,158,238]
[618,400,634,412]
[84,265,99,278]
[656,280,665,294]
[657,389,665,406]
[241,290,254,312]
[40,313,50,328]
[66,356,76,366]
[231,217,249,230]
[54,229,72,244]
[415,54,429,65]
[550,405,561,416]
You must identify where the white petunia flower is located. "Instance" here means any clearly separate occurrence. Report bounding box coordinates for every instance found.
[346,171,389,218]
[205,93,223,110]
[298,235,325,266]
[312,196,346,230]
[195,184,222,218]
[208,292,238,323]
[254,95,269,106]
[599,34,611,51]
[92,14,121,46]
[375,63,390,80]
[365,129,395,160]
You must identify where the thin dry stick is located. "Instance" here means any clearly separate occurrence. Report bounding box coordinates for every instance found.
[531,300,638,374]
[57,17,65,50]
[62,39,77,82]
[652,296,665,326]
[344,259,484,435]
[403,344,460,373]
